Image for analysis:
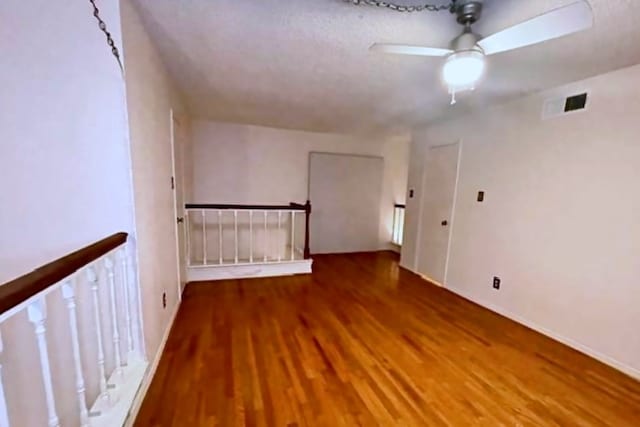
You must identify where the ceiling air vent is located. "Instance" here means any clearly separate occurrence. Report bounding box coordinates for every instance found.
[542,92,589,120]
[564,93,588,112]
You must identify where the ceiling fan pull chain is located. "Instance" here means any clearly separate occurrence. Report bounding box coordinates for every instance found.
[89,0,123,72]
[346,0,453,13]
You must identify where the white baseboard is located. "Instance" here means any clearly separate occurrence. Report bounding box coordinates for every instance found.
[187,259,312,281]
[89,358,148,427]
[403,266,640,381]
[378,243,401,253]
[445,286,640,381]
[124,297,182,426]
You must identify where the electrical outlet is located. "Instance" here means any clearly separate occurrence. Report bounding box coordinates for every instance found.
[162,291,167,308]
[493,277,501,290]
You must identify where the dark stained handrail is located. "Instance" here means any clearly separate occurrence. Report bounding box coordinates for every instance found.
[185,203,308,211]
[0,232,128,316]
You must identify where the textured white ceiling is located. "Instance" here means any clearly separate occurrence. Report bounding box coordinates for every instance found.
[131,0,640,134]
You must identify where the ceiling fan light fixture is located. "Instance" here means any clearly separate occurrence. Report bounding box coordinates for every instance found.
[442,50,486,92]
[368,0,593,104]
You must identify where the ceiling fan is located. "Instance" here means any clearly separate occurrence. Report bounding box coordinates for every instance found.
[371,0,594,104]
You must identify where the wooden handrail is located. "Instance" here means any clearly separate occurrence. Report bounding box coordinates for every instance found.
[0,232,128,316]
[186,203,308,211]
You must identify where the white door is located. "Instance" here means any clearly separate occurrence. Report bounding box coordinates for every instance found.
[416,142,460,285]
[309,152,384,254]
[170,112,187,294]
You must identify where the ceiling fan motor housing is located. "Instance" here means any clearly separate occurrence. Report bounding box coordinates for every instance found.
[451,0,483,25]
[451,30,482,52]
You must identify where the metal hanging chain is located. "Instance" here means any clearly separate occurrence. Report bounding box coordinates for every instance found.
[345,0,453,13]
[89,0,123,71]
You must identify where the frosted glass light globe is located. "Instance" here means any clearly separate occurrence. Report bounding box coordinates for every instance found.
[442,50,486,89]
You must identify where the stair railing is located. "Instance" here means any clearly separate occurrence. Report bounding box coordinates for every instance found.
[0,233,146,427]
[184,201,311,267]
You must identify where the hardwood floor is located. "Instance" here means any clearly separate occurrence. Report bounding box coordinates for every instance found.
[135,252,640,426]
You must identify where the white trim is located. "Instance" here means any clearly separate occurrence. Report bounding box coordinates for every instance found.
[442,139,463,286]
[414,141,461,278]
[87,359,147,427]
[123,297,182,427]
[413,159,428,271]
[417,272,444,288]
[187,259,313,282]
[445,285,640,381]
[169,109,183,302]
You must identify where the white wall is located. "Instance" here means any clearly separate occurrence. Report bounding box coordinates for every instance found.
[403,64,640,378]
[0,0,134,283]
[191,120,410,250]
[0,2,136,425]
[121,0,186,359]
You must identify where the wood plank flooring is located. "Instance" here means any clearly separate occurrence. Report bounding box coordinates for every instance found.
[135,252,640,426]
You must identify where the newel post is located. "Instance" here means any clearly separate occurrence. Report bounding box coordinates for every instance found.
[303,200,311,259]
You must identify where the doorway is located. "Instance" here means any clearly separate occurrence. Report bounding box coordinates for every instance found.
[170,111,188,295]
[308,152,384,254]
[416,141,461,285]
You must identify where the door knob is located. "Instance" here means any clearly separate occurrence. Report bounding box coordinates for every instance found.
[177,217,184,224]
[441,220,448,226]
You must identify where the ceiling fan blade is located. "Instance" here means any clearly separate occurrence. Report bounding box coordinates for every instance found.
[370,43,453,57]
[478,1,593,56]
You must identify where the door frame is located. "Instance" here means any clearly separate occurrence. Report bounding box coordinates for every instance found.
[413,139,463,287]
[169,109,184,299]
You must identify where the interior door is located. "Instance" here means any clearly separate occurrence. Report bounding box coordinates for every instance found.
[309,152,383,254]
[171,112,187,294]
[416,142,460,285]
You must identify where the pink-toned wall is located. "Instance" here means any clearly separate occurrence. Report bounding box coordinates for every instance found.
[403,64,640,379]
[190,120,410,251]
[0,1,136,425]
[0,1,134,284]
[121,0,188,362]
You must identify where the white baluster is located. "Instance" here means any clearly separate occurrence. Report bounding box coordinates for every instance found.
[27,299,60,427]
[127,255,147,362]
[62,281,90,427]
[185,210,192,267]
[291,211,296,261]
[0,331,11,427]
[263,211,268,262]
[202,210,208,266]
[87,267,110,405]
[105,257,123,378]
[217,210,223,265]
[234,210,239,264]
[249,211,254,263]
[277,211,282,262]
[118,248,134,359]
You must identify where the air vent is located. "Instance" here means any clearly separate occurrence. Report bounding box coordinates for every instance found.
[542,92,589,120]
[564,93,588,112]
